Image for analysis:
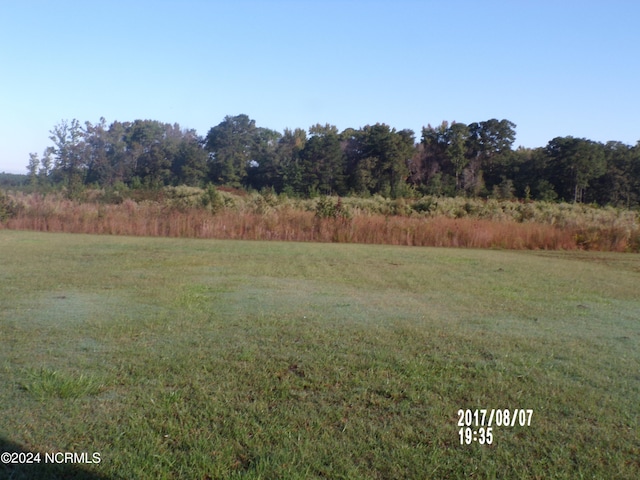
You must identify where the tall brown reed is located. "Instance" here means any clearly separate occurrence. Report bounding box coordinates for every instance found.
[2,192,638,251]
[4,196,631,251]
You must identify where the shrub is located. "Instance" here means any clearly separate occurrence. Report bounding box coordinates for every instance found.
[201,184,224,213]
[315,196,350,220]
[412,197,438,215]
[0,190,21,222]
[389,198,412,216]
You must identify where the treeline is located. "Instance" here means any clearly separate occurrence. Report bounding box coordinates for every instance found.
[25,115,640,207]
[0,172,28,187]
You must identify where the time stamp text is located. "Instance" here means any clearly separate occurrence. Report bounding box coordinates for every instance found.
[458,409,534,445]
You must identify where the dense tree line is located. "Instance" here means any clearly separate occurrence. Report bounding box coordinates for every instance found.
[26,115,640,207]
[0,172,28,187]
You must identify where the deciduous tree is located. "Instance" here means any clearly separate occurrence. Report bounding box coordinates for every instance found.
[545,136,606,202]
[300,124,346,196]
[205,114,257,187]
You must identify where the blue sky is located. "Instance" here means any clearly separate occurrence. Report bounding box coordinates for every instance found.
[1,0,638,174]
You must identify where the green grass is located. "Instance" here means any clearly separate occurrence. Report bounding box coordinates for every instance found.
[20,367,105,401]
[1,230,638,479]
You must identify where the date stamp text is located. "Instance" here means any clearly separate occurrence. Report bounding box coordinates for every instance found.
[457,408,533,444]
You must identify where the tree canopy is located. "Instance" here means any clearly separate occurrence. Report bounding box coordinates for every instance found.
[26,114,640,208]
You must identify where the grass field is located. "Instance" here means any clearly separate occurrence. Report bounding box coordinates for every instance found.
[1,230,638,479]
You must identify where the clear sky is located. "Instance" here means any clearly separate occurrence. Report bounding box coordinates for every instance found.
[1,0,638,174]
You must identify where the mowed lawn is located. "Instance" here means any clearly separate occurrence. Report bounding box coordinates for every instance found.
[0,230,638,479]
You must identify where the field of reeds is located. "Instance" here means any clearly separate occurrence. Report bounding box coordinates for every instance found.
[1,187,639,251]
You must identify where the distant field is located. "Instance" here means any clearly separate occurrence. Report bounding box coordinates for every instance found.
[1,231,638,479]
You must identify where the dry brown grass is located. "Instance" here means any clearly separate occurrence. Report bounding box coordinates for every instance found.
[3,191,637,251]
